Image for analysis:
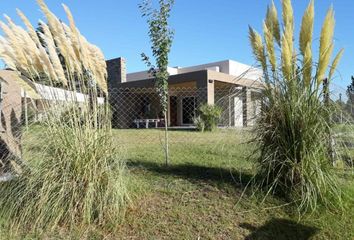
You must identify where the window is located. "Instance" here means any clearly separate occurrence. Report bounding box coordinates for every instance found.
[182,97,196,125]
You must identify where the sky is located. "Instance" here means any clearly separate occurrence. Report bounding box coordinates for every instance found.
[0,0,353,92]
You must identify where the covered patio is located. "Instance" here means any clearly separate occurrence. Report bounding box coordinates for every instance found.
[109,69,263,129]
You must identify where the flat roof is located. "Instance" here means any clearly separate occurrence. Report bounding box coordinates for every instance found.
[116,69,264,89]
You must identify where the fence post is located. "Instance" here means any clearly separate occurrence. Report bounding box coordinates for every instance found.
[24,91,28,130]
[323,78,335,164]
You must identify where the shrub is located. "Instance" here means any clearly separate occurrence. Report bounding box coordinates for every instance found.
[0,120,128,232]
[249,0,344,212]
[193,116,205,132]
[197,104,222,131]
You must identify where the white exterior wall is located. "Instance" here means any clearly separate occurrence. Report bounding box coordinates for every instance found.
[22,83,105,104]
[127,67,178,82]
[176,60,227,74]
[126,60,262,82]
[228,60,262,81]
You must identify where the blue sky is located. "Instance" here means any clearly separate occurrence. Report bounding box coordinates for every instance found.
[1,0,353,90]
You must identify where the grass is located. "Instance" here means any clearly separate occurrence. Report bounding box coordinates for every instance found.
[2,127,353,239]
[113,128,353,240]
[115,129,353,239]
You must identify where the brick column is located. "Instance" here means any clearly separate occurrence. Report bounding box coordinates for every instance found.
[106,57,127,90]
[106,57,127,128]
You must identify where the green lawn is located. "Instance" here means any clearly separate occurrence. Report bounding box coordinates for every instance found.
[111,128,353,240]
[6,127,354,239]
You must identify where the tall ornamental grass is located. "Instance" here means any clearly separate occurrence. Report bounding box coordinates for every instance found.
[249,0,344,212]
[0,0,128,234]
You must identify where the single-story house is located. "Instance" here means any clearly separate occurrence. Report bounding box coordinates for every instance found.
[107,58,264,129]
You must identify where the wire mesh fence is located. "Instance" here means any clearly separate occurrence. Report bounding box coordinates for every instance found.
[108,86,262,147]
[109,86,261,128]
[1,84,354,180]
[107,86,263,169]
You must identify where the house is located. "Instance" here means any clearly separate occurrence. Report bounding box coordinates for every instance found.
[107,58,263,129]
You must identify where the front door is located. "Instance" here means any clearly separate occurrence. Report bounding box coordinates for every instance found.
[169,96,178,126]
[182,97,195,125]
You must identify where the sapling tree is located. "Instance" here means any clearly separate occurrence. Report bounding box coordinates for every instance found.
[139,0,174,166]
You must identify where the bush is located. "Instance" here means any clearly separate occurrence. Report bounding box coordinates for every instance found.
[0,1,129,236]
[249,0,343,212]
[193,116,205,132]
[255,83,342,211]
[0,103,129,234]
[196,104,222,132]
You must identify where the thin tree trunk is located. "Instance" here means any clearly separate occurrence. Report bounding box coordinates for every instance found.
[164,112,169,166]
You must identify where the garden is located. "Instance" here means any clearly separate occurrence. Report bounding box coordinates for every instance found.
[0,0,353,239]
[9,127,352,239]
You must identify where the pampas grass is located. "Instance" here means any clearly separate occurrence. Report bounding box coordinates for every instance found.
[282,0,294,31]
[300,1,314,86]
[299,0,314,56]
[329,48,344,81]
[249,0,344,213]
[280,0,294,82]
[266,2,281,46]
[281,28,293,81]
[0,120,127,232]
[0,0,128,236]
[38,20,67,85]
[317,7,335,84]
[263,22,276,72]
[249,27,267,77]
[303,43,313,87]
